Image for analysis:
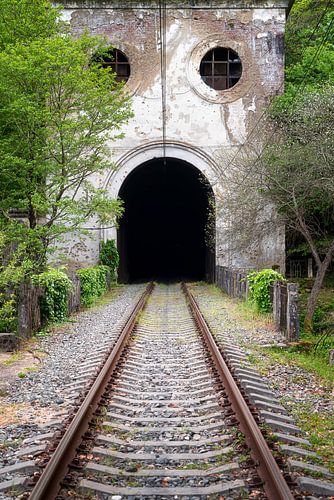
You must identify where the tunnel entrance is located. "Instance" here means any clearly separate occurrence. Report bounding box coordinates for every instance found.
[118,157,215,283]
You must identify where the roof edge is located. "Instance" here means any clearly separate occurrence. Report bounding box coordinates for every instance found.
[57,0,291,10]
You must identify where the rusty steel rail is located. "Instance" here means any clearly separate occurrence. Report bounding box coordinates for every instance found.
[182,283,294,500]
[29,282,154,500]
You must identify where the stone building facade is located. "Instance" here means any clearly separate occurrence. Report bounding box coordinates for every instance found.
[59,0,289,282]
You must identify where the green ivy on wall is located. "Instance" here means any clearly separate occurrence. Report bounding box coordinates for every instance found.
[77,265,110,307]
[99,240,119,280]
[247,269,285,313]
[32,269,73,322]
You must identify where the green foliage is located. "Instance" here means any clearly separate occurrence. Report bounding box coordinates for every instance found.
[0,0,59,50]
[32,269,73,322]
[284,0,334,90]
[302,301,334,336]
[0,2,130,276]
[99,240,119,280]
[271,0,334,129]
[265,86,334,255]
[0,293,17,332]
[247,269,285,313]
[297,277,334,335]
[264,85,334,331]
[77,265,110,307]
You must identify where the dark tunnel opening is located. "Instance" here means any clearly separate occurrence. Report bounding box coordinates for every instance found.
[117,157,215,283]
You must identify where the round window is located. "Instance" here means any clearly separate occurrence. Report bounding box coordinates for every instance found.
[96,48,131,83]
[200,47,242,91]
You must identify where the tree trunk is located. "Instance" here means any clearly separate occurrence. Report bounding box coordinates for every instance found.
[304,243,334,332]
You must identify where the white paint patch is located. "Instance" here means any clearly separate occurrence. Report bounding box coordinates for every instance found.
[226,100,246,143]
[253,9,276,22]
[59,9,74,22]
[215,10,225,20]
[166,19,181,45]
[247,97,256,112]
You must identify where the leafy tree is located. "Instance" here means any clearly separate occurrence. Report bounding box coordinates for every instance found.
[218,86,334,332]
[281,0,334,103]
[217,1,334,331]
[0,0,59,49]
[263,87,334,331]
[0,23,132,275]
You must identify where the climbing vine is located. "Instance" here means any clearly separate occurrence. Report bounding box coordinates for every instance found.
[77,265,110,307]
[0,293,17,332]
[99,240,119,280]
[32,269,73,322]
[247,269,285,313]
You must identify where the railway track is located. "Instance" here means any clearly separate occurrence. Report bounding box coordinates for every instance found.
[24,282,293,499]
[2,283,333,498]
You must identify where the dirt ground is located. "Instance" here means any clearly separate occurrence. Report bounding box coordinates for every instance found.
[0,343,48,426]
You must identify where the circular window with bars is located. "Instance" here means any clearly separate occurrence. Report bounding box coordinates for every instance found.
[200,47,242,91]
[98,49,131,83]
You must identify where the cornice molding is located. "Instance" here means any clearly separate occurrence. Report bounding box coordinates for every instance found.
[58,1,291,10]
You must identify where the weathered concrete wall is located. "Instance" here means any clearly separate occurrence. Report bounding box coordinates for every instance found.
[59,0,287,272]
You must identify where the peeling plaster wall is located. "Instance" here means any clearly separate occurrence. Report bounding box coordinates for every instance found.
[59,1,287,272]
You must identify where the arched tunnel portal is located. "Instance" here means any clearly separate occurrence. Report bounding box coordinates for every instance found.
[117,157,215,283]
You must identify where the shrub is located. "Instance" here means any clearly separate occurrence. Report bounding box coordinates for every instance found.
[247,269,285,313]
[77,265,110,307]
[32,269,73,322]
[99,240,119,280]
[0,293,17,332]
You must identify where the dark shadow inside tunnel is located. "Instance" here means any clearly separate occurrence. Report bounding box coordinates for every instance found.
[117,157,215,283]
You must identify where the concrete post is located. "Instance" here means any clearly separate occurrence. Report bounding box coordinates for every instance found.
[287,283,299,341]
[273,281,281,331]
[308,258,313,278]
[17,284,43,339]
[329,350,334,366]
[17,284,29,340]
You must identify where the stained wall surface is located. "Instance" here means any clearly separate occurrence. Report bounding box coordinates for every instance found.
[59,1,288,274]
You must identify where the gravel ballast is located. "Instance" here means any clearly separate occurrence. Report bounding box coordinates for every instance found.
[190,283,333,417]
[189,282,334,496]
[0,285,144,475]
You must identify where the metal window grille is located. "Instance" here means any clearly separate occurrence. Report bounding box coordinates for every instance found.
[100,49,130,83]
[200,48,242,91]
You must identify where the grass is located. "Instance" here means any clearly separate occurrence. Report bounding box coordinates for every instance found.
[246,345,334,471]
[17,366,39,379]
[1,351,23,366]
[181,462,211,470]
[1,339,45,366]
[101,456,117,467]
[191,282,273,329]
[0,437,23,451]
[226,298,273,328]
[90,284,124,309]
[297,276,334,333]
[258,345,334,387]
[206,275,334,385]
[290,403,334,473]
[33,328,51,338]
